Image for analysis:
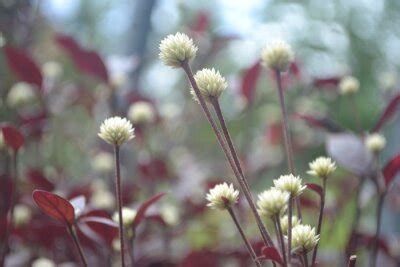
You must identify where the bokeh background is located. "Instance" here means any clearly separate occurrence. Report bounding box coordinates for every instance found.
[1,0,400,266]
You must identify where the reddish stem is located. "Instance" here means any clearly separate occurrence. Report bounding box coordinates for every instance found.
[311,177,327,266]
[114,145,126,267]
[67,224,88,266]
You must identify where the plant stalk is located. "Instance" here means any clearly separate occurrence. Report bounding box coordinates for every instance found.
[274,215,287,266]
[303,252,309,267]
[311,177,327,266]
[370,193,385,267]
[288,195,293,265]
[67,224,88,266]
[348,255,357,267]
[114,145,126,267]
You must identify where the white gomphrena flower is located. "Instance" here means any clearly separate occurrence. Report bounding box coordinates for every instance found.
[91,151,114,173]
[98,116,135,146]
[159,32,198,68]
[7,82,36,107]
[273,174,306,196]
[339,76,359,95]
[13,204,32,227]
[280,215,300,234]
[257,187,289,217]
[42,61,63,79]
[110,72,128,88]
[365,133,386,154]
[91,190,115,210]
[127,101,156,124]
[261,40,294,72]
[307,157,336,178]
[113,207,137,226]
[160,203,179,226]
[291,224,319,254]
[206,183,239,210]
[32,258,56,267]
[191,68,227,102]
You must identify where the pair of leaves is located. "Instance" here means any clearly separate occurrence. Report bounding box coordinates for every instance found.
[0,124,25,151]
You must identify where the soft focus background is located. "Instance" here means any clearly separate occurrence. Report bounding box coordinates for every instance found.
[1,0,400,266]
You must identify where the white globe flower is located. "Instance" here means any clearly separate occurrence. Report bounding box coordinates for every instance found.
[42,61,63,79]
[206,183,239,210]
[291,224,319,254]
[257,187,289,217]
[191,68,227,102]
[261,40,294,72]
[280,215,300,234]
[339,76,359,95]
[7,82,36,107]
[32,258,56,267]
[307,157,336,178]
[127,101,156,124]
[159,32,198,68]
[273,174,306,196]
[13,204,32,226]
[98,117,135,146]
[113,207,137,226]
[365,133,386,154]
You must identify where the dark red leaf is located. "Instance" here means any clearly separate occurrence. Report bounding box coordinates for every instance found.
[190,11,209,34]
[312,76,341,89]
[260,246,284,265]
[3,45,43,88]
[55,34,109,83]
[372,94,400,132]
[32,190,75,225]
[1,124,25,151]
[306,183,323,198]
[293,113,343,133]
[241,61,261,106]
[78,209,117,245]
[383,154,400,187]
[132,192,166,229]
[27,169,55,191]
[79,216,117,227]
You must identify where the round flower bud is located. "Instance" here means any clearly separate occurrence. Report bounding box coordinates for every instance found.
[191,68,227,102]
[261,40,294,72]
[98,116,135,146]
[159,32,198,68]
[13,204,32,226]
[365,133,386,154]
[113,207,137,226]
[110,72,127,88]
[32,258,56,267]
[91,152,114,173]
[291,224,319,254]
[127,101,156,124]
[307,157,336,178]
[339,76,359,95]
[7,82,36,107]
[280,215,300,235]
[273,174,306,197]
[42,61,63,79]
[257,188,289,218]
[206,183,239,210]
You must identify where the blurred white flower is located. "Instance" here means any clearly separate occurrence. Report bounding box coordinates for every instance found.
[32,258,55,267]
[42,61,63,79]
[0,132,4,149]
[91,190,115,210]
[206,183,239,210]
[127,101,156,124]
[191,68,227,102]
[13,204,31,226]
[159,32,198,68]
[365,133,386,154]
[307,157,336,178]
[91,152,114,173]
[160,203,179,226]
[261,40,294,72]
[273,174,305,196]
[113,207,137,226]
[280,215,300,234]
[257,187,289,217]
[291,224,319,254]
[339,76,359,95]
[7,82,36,107]
[379,71,397,91]
[98,117,135,146]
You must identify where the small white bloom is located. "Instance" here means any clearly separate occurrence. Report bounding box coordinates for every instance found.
[291,224,319,254]
[206,183,239,210]
[365,133,386,154]
[13,204,31,226]
[191,68,227,102]
[273,174,306,196]
[113,207,137,226]
[159,32,198,68]
[110,72,128,88]
[261,40,294,72]
[91,152,114,173]
[91,190,115,210]
[307,157,336,178]
[339,76,359,95]
[42,61,63,79]
[7,82,36,107]
[379,71,397,91]
[160,203,179,226]
[32,258,56,267]
[127,101,156,124]
[280,215,300,235]
[98,116,135,146]
[112,238,121,251]
[257,187,289,217]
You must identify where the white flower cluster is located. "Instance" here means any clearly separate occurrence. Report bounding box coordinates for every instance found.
[273,174,306,196]
[307,157,336,178]
[192,68,227,102]
[291,224,319,254]
[159,32,198,68]
[365,133,386,154]
[98,116,135,146]
[339,76,359,95]
[257,187,289,217]
[280,215,300,234]
[113,207,137,227]
[128,101,155,124]
[206,183,239,210]
[7,82,36,107]
[261,40,294,72]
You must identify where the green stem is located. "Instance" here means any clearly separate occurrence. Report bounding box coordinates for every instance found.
[114,145,126,267]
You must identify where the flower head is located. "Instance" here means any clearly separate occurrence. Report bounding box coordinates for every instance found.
[307,157,336,178]
[291,224,319,254]
[113,207,137,226]
[13,204,32,226]
[42,61,63,79]
[273,174,306,196]
[261,40,294,72]
[280,215,300,234]
[91,152,114,173]
[159,32,198,68]
[32,258,55,267]
[206,183,239,210]
[7,82,36,107]
[365,133,386,154]
[191,68,227,102]
[98,116,135,146]
[257,188,289,217]
[339,76,359,95]
[127,101,156,124]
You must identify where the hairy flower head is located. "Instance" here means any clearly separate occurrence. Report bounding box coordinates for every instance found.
[113,207,137,226]
[280,215,300,234]
[307,157,336,178]
[257,188,289,217]
[32,258,55,267]
[98,116,135,146]
[206,183,239,210]
[291,224,319,254]
[273,174,306,196]
[365,133,386,154]
[339,76,359,95]
[191,68,227,102]
[261,40,294,72]
[159,32,198,68]
[7,82,36,107]
[128,101,155,124]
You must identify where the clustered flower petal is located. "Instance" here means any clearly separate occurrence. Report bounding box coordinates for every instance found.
[307,157,336,178]
[206,183,239,210]
[291,224,319,254]
[273,174,306,196]
[280,215,300,234]
[127,101,156,124]
[98,116,135,146]
[113,207,137,227]
[339,76,359,95]
[257,188,289,217]
[365,133,386,154]
[7,82,36,107]
[261,40,294,72]
[159,32,198,68]
[191,68,227,102]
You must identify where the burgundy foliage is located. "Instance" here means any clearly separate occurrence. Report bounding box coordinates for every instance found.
[306,183,323,198]
[372,93,400,132]
[132,192,166,229]
[383,154,400,187]
[260,246,284,265]
[241,61,261,106]
[0,123,25,151]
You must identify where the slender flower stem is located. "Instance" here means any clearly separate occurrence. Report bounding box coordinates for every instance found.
[303,252,309,267]
[311,177,327,266]
[67,224,88,266]
[370,192,385,267]
[114,145,126,267]
[274,70,302,221]
[348,255,357,267]
[181,61,274,247]
[227,206,261,267]
[288,195,293,264]
[349,95,362,134]
[274,215,287,266]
